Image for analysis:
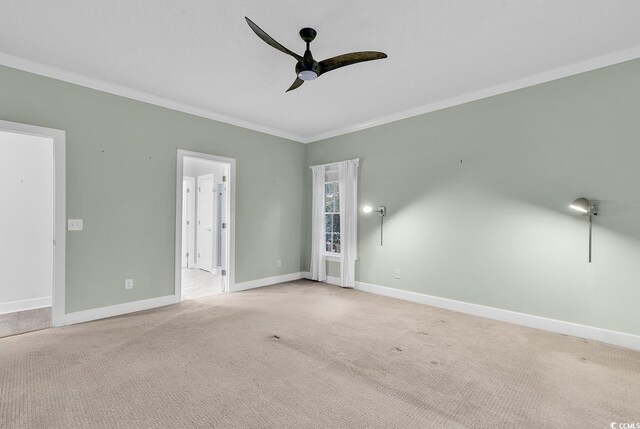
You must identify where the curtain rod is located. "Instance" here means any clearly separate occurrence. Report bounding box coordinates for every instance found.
[309,158,359,169]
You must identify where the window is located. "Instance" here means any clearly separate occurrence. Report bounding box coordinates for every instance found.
[324,181,340,254]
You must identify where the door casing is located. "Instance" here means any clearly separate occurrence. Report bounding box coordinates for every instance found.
[0,119,66,327]
[175,150,235,298]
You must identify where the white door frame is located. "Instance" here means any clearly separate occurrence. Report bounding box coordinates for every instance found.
[0,119,66,327]
[175,150,235,298]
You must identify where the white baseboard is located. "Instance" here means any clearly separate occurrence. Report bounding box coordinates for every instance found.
[356,281,640,351]
[232,272,308,292]
[0,296,52,315]
[64,295,178,326]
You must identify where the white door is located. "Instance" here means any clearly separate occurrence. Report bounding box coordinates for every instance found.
[181,181,188,268]
[219,169,229,291]
[215,183,223,271]
[197,174,215,272]
[181,177,195,268]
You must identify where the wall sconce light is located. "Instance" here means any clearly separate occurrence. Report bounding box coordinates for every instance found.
[569,197,598,263]
[363,205,386,246]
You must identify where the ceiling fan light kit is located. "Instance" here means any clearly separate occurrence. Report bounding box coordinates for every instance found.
[245,17,387,92]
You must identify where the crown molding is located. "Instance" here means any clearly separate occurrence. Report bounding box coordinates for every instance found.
[304,45,640,143]
[0,52,307,143]
[3,45,640,145]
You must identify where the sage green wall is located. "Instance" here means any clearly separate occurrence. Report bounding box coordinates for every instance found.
[306,59,640,336]
[0,65,306,313]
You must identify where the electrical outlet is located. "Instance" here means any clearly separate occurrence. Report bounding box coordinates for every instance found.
[125,279,134,290]
[277,259,282,268]
[68,219,83,231]
[394,269,401,279]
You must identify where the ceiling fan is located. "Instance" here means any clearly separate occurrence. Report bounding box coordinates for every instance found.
[245,17,388,92]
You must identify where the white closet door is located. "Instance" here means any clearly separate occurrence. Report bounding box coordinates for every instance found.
[196,174,215,272]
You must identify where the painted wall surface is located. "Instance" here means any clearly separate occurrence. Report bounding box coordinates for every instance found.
[0,65,306,313]
[306,59,640,336]
[0,131,53,309]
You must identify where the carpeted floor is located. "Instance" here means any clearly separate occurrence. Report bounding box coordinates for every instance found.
[1,280,638,428]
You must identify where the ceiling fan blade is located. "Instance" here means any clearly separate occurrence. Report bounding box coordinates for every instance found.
[319,51,387,75]
[286,77,304,92]
[245,17,303,62]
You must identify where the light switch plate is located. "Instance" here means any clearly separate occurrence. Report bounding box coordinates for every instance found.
[68,219,83,231]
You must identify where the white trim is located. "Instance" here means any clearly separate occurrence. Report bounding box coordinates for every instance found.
[324,253,342,263]
[64,295,177,326]
[232,272,308,292]
[304,45,640,143]
[0,297,52,315]
[175,150,236,299]
[4,47,640,144]
[355,281,640,351]
[0,52,305,143]
[0,119,66,327]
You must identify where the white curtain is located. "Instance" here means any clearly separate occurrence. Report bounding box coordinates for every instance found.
[338,159,359,287]
[310,164,327,281]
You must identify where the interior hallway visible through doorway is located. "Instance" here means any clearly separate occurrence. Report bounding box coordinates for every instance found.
[179,154,229,301]
[181,268,222,300]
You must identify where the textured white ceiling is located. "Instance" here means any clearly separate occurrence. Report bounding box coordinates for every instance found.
[1,1,640,142]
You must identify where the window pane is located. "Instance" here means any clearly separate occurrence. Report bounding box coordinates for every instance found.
[325,194,333,212]
[325,183,336,212]
[332,233,341,253]
[326,182,335,194]
[332,214,340,234]
[325,233,332,252]
[325,215,332,233]
[334,187,340,212]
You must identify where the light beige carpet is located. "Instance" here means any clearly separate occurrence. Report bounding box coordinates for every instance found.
[1,280,638,428]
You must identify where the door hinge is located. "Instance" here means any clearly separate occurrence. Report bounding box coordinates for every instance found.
[222,176,227,182]
[222,222,227,229]
[221,269,227,276]
[198,253,201,258]
[186,221,190,225]
[186,252,189,257]
[186,188,190,193]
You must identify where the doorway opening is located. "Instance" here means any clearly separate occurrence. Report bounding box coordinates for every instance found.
[0,120,65,336]
[175,150,235,300]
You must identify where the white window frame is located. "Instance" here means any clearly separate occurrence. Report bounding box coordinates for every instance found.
[324,179,342,260]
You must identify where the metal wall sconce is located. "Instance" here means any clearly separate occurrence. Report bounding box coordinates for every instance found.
[569,197,598,263]
[363,205,386,246]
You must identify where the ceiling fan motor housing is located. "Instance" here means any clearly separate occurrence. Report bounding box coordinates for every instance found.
[296,57,321,76]
[296,27,320,76]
